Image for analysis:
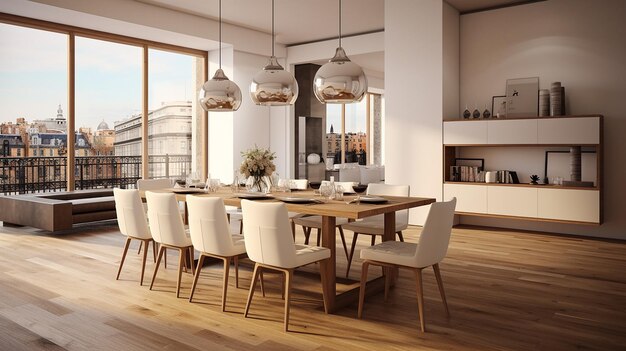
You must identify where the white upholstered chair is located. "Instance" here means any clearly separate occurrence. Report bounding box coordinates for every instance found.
[113,188,156,285]
[186,196,247,310]
[358,198,457,332]
[146,191,194,298]
[341,183,410,277]
[241,200,330,331]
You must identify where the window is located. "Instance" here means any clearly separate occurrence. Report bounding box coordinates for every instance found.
[326,93,383,166]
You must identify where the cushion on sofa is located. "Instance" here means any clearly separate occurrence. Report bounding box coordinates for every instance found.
[69,196,116,214]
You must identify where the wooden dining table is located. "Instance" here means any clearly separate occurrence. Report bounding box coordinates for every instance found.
[144,187,435,313]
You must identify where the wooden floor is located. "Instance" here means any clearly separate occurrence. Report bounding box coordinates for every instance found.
[0,220,625,351]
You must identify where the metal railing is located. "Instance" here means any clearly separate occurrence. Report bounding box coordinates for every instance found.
[1,154,192,195]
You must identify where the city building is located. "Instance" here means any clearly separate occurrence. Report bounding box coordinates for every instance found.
[32,104,67,133]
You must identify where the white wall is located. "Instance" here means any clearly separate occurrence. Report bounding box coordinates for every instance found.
[459,0,626,239]
[385,0,458,224]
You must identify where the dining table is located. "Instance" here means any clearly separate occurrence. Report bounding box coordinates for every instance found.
[143,187,435,313]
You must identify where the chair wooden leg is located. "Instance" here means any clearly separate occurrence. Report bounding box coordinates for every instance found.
[316,228,321,246]
[303,227,311,245]
[221,257,231,312]
[384,265,392,302]
[234,255,240,289]
[338,227,349,261]
[163,247,167,269]
[370,235,376,246]
[433,263,450,316]
[139,239,149,286]
[176,248,185,298]
[244,264,261,318]
[239,220,243,234]
[152,240,157,263]
[290,220,296,240]
[150,245,165,290]
[189,247,195,276]
[189,254,205,303]
[397,231,404,242]
[284,269,293,332]
[346,233,359,277]
[414,268,426,332]
[116,237,132,281]
[358,261,370,318]
[137,241,142,255]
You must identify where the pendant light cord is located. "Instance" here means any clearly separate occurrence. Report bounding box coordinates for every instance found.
[339,0,342,48]
[271,0,275,57]
[219,0,222,69]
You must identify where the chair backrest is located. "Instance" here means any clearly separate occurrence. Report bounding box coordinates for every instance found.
[145,191,188,246]
[367,183,410,225]
[186,195,238,256]
[137,178,172,190]
[113,188,151,240]
[360,166,381,185]
[241,200,298,268]
[289,179,308,190]
[414,198,457,268]
[321,180,357,193]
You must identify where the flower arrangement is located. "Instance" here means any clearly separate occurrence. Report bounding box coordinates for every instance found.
[240,146,276,191]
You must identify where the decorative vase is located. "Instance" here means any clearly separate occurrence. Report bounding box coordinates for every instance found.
[250,175,268,192]
[472,107,481,119]
[463,105,471,119]
[307,153,321,164]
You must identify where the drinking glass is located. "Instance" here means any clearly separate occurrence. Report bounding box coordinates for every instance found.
[352,184,368,204]
[319,184,332,199]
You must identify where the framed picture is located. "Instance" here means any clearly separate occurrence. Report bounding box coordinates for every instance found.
[505,77,539,117]
[492,95,507,118]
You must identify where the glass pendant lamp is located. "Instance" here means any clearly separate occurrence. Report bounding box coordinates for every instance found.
[250,0,298,105]
[199,0,242,112]
[313,0,367,104]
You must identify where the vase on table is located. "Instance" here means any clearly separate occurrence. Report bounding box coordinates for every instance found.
[250,175,268,193]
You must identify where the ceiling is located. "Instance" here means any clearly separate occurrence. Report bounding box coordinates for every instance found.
[136,0,534,46]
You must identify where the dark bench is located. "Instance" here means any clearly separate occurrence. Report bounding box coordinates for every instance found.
[0,189,117,232]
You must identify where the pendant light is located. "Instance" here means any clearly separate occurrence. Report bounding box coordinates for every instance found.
[199,0,242,112]
[313,0,368,104]
[250,0,298,105]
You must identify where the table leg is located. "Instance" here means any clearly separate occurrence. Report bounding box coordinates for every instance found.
[321,215,336,313]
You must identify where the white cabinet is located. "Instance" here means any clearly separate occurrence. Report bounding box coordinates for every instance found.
[444,184,487,213]
[487,187,538,218]
[487,119,537,144]
[538,188,600,223]
[444,121,487,144]
[538,117,600,144]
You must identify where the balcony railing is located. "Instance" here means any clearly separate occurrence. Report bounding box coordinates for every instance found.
[0,154,191,195]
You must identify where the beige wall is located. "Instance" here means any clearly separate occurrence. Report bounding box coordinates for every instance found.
[459,0,626,239]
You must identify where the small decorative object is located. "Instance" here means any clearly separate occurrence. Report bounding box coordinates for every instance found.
[307,153,321,164]
[492,96,506,118]
[550,81,563,116]
[539,89,550,116]
[240,145,276,192]
[472,106,481,119]
[530,174,540,185]
[463,105,471,119]
[506,77,539,117]
[482,105,491,119]
[485,171,496,183]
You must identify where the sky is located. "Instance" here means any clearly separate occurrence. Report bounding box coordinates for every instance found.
[0,23,196,131]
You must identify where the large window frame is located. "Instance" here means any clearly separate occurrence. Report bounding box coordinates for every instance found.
[0,13,208,190]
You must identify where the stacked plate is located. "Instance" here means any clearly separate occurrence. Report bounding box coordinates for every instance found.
[539,89,550,116]
[550,82,562,116]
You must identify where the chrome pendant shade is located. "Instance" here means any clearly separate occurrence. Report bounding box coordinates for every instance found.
[250,0,298,106]
[199,0,242,112]
[314,0,367,104]
[200,68,242,111]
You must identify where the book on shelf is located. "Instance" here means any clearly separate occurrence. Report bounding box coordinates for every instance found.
[450,166,484,183]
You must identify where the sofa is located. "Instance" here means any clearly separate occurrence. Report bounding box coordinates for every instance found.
[333,163,385,184]
[0,189,117,232]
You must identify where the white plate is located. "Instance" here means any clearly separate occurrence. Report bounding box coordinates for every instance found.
[172,188,206,194]
[359,196,388,204]
[278,197,320,204]
[235,192,274,200]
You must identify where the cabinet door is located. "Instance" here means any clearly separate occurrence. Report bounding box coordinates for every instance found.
[538,188,600,223]
[444,121,487,145]
[444,184,487,213]
[488,119,538,144]
[487,186,538,218]
[538,117,600,144]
